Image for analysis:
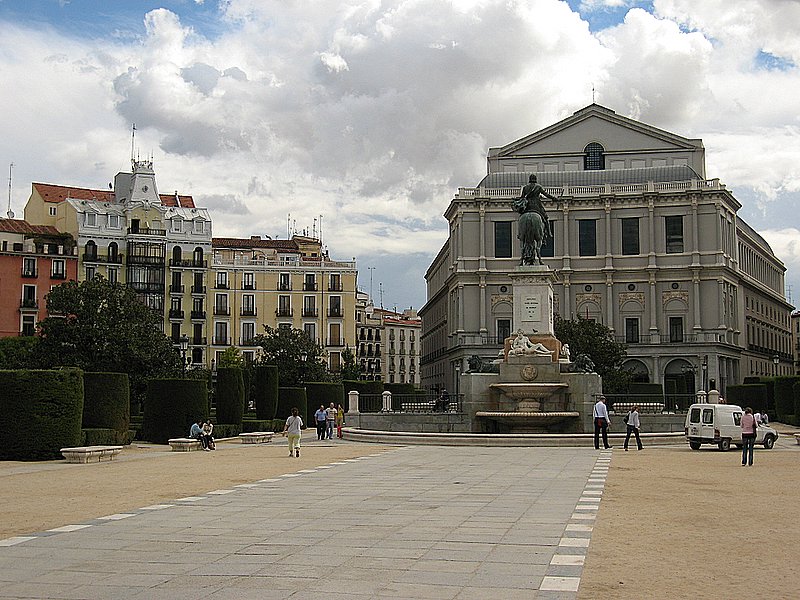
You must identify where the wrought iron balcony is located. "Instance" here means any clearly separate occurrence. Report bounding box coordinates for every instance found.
[303,282,318,291]
[213,306,230,316]
[168,309,184,319]
[327,309,343,318]
[169,284,185,294]
[127,227,166,236]
[169,258,207,268]
[190,310,206,320]
[21,268,38,278]
[240,308,257,317]
[212,336,230,346]
[191,285,206,294]
[20,298,38,309]
[276,308,293,317]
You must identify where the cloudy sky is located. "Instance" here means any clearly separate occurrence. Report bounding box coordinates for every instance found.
[0,0,798,311]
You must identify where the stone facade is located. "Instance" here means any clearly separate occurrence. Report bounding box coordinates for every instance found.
[420,104,793,396]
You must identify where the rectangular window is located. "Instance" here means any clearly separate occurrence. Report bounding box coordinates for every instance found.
[303,296,317,316]
[242,294,255,315]
[172,218,182,232]
[241,322,255,343]
[625,318,640,344]
[497,319,511,342]
[278,295,291,316]
[665,216,684,254]
[578,220,597,256]
[214,322,228,345]
[22,285,36,304]
[108,267,118,284]
[329,273,341,291]
[49,206,57,216]
[170,323,181,341]
[21,315,36,336]
[279,273,290,290]
[669,316,684,343]
[86,213,97,226]
[329,351,341,372]
[193,220,204,233]
[329,296,342,317]
[215,271,228,288]
[304,273,317,291]
[108,214,119,228]
[621,218,640,255]
[85,266,96,280]
[494,222,512,258]
[23,257,37,277]
[242,272,255,290]
[540,220,555,257]
[304,322,316,342]
[51,259,65,278]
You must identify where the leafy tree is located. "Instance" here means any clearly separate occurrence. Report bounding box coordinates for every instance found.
[253,326,329,386]
[217,346,244,368]
[32,277,181,401]
[0,336,38,369]
[554,317,631,393]
[339,345,360,381]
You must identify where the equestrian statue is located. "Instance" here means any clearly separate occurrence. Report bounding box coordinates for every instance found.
[512,174,558,266]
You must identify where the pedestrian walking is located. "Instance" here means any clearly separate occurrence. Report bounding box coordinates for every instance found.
[336,403,345,439]
[623,405,643,451]
[325,402,337,440]
[741,406,757,467]
[284,407,303,458]
[314,404,327,440]
[593,396,612,450]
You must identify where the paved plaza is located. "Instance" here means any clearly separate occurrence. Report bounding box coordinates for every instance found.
[0,445,611,599]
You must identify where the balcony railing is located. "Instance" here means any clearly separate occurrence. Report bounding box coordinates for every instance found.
[190,310,206,320]
[21,268,38,278]
[169,258,207,268]
[128,282,165,293]
[127,255,165,265]
[191,285,206,294]
[240,308,257,317]
[83,253,123,264]
[327,309,343,318]
[169,284,185,294]
[51,271,67,280]
[278,283,291,291]
[328,283,343,291]
[127,227,166,236]
[191,337,207,345]
[276,308,293,317]
[20,298,38,309]
[327,337,344,347]
[213,306,230,316]
[168,309,184,319]
[240,337,259,346]
[242,283,256,290]
[214,282,229,289]
[302,308,318,317]
[303,282,318,291]
[212,336,230,346]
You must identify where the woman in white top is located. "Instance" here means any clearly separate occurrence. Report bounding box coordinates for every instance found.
[624,405,643,451]
[283,407,303,458]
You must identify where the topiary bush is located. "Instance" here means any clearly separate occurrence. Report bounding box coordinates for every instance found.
[342,380,383,397]
[81,428,121,446]
[277,387,308,427]
[142,379,208,444]
[242,419,273,433]
[215,367,245,427]
[82,372,130,440]
[725,384,768,413]
[774,376,800,420]
[212,423,241,438]
[0,369,84,460]
[254,365,279,420]
[793,381,800,424]
[305,382,345,418]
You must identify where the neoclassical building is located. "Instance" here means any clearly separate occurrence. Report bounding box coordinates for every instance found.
[420,104,793,396]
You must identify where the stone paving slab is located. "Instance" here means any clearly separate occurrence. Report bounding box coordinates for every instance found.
[0,446,611,599]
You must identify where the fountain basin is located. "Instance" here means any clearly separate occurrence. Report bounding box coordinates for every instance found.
[476,410,580,433]
[490,382,568,400]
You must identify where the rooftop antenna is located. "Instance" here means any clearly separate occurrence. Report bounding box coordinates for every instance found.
[319,214,323,245]
[6,162,14,219]
[592,84,595,103]
[287,214,291,239]
[130,123,136,166]
[312,217,317,240]
[379,282,384,309]
[368,267,375,300]
[787,284,793,305]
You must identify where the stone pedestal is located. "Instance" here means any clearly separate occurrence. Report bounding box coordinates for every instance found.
[509,265,557,336]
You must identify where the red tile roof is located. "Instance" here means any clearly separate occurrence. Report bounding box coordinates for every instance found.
[0,218,64,236]
[212,237,299,250]
[32,183,195,209]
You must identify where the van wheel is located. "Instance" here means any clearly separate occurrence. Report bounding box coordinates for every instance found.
[718,439,731,452]
[689,441,701,450]
[763,435,775,450]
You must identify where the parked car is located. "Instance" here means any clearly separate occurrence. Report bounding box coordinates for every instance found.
[684,403,779,451]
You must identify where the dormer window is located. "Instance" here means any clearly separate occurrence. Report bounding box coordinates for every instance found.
[108,214,119,228]
[584,142,605,170]
[172,217,182,232]
[194,220,205,234]
[86,213,97,226]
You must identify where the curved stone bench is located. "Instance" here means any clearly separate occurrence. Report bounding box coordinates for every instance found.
[168,438,203,452]
[239,432,273,444]
[794,433,800,445]
[61,446,123,463]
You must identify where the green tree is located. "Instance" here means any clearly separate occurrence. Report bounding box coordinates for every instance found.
[339,345,360,381]
[253,326,329,386]
[32,277,181,402]
[554,317,631,393]
[217,346,244,368]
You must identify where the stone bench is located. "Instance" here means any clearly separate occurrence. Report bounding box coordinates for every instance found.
[794,433,800,445]
[239,432,274,444]
[168,438,203,452]
[61,445,123,464]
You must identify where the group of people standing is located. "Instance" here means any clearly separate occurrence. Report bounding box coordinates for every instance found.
[313,403,345,440]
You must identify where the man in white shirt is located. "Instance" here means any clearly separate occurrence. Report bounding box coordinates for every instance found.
[593,396,612,450]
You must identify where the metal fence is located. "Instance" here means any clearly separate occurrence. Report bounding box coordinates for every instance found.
[601,393,695,414]
[357,393,463,414]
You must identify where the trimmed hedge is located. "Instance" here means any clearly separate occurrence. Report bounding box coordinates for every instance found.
[143,379,208,444]
[277,387,308,427]
[725,384,768,413]
[215,367,245,426]
[305,382,345,417]
[0,369,84,461]
[794,382,800,422]
[82,372,130,437]
[81,428,132,446]
[342,380,383,398]
[774,376,800,420]
[213,423,241,438]
[254,365,279,420]
[242,419,273,433]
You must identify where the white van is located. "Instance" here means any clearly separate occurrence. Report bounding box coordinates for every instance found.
[684,403,778,451]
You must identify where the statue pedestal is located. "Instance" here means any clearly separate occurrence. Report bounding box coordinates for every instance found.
[509,265,556,337]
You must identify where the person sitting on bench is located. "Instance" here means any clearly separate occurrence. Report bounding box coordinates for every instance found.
[190,419,209,451]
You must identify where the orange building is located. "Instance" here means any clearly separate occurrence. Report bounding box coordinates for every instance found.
[0,219,78,337]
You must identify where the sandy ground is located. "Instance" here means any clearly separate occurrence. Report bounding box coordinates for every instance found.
[579,428,800,599]
[3,429,799,597]
[0,432,392,539]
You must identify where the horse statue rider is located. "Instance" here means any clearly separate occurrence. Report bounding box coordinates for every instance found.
[512,174,558,266]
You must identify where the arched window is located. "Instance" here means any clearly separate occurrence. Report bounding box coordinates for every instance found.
[193,247,204,265]
[85,240,97,260]
[172,246,182,264]
[108,242,119,262]
[584,142,605,170]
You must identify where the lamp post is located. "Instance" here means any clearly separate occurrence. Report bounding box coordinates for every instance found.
[702,355,708,392]
[299,351,308,384]
[773,354,780,378]
[178,334,189,375]
[210,358,217,411]
[454,362,461,409]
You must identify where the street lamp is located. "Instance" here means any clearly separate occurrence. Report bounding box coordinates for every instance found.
[299,351,308,383]
[773,354,780,378]
[454,362,461,409]
[178,334,189,375]
[702,355,708,392]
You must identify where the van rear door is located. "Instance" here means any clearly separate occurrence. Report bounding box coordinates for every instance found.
[700,407,715,441]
